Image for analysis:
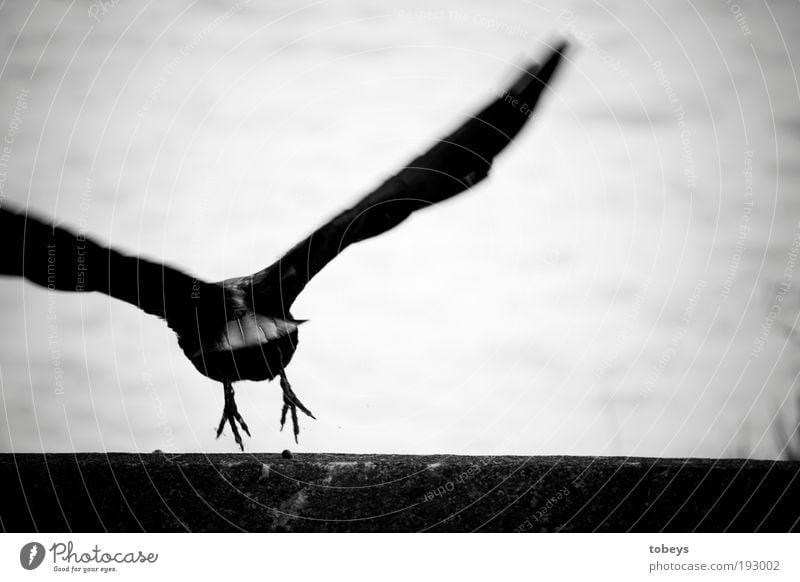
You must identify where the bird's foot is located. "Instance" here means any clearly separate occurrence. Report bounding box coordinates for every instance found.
[279,371,315,443]
[216,381,251,451]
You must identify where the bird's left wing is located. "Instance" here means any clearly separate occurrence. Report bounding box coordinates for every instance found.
[0,206,219,333]
[242,41,568,313]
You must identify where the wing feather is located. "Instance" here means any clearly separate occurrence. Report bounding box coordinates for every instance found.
[0,206,217,333]
[245,41,568,313]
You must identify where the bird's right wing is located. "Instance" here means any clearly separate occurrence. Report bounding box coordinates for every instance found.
[243,41,568,313]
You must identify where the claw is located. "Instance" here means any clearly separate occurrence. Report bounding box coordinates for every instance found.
[216,380,250,451]
[278,370,315,442]
[280,402,289,431]
[291,405,299,443]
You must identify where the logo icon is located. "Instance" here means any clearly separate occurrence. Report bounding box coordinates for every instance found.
[20,542,46,570]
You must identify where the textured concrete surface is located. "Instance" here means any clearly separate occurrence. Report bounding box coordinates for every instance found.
[1,454,798,532]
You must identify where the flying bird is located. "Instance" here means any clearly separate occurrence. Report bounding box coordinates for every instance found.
[0,42,567,450]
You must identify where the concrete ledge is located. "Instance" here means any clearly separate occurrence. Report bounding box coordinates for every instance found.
[1,454,798,532]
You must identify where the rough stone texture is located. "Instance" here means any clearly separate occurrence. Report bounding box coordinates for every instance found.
[1,454,798,532]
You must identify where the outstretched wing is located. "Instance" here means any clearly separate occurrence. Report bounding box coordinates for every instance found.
[0,206,218,332]
[243,41,568,313]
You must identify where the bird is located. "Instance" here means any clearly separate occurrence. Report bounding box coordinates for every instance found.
[0,42,567,450]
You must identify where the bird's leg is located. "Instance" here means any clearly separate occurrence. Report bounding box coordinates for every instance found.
[216,380,251,451]
[278,369,316,443]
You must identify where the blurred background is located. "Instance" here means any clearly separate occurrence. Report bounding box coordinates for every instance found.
[1,0,799,458]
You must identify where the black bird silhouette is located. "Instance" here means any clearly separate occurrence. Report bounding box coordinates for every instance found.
[0,42,566,450]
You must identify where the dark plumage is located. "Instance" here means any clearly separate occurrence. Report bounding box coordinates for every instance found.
[0,42,567,449]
